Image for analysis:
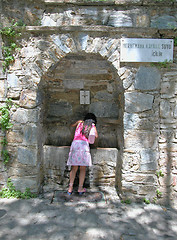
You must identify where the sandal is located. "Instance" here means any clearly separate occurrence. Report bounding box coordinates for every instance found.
[78,186,86,195]
[67,183,73,195]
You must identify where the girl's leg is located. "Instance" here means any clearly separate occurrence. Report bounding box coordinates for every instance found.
[68,166,78,193]
[78,166,86,192]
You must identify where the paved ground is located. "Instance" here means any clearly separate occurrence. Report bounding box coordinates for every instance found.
[0,187,177,240]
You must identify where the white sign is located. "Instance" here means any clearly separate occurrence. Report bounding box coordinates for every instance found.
[120,38,174,62]
[80,90,90,105]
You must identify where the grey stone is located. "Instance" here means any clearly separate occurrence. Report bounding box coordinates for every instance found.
[123,72,134,89]
[140,149,157,171]
[107,11,132,27]
[17,147,37,166]
[53,35,71,53]
[43,145,69,174]
[12,109,39,123]
[151,15,177,29]
[124,113,141,130]
[7,72,19,88]
[79,33,89,51]
[11,177,38,192]
[135,67,161,90]
[174,103,177,118]
[63,80,84,89]
[95,91,113,101]
[124,130,157,150]
[0,61,6,79]
[23,124,38,145]
[160,100,171,118]
[37,40,50,51]
[48,101,73,117]
[0,80,5,98]
[125,92,154,113]
[41,15,56,26]
[89,101,119,118]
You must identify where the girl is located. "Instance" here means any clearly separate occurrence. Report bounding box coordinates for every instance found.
[67,113,98,195]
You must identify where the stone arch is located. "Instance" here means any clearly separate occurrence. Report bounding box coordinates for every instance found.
[31,34,124,189]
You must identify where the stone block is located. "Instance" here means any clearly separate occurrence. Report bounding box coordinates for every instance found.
[19,89,37,108]
[107,11,132,27]
[17,147,37,166]
[124,113,154,130]
[7,72,19,88]
[135,67,161,90]
[79,33,89,51]
[122,152,140,171]
[95,91,113,101]
[63,80,84,89]
[0,80,5,98]
[136,14,150,27]
[9,59,22,71]
[12,109,39,123]
[41,15,56,27]
[125,92,154,113]
[48,101,73,117]
[161,81,177,98]
[7,130,23,144]
[151,15,177,29]
[11,177,38,192]
[174,103,177,118]
[7,88,21,100]
[52,35,71,53]
[140,149,158,171]
[124,130,157,150]
[23,124,38,145]
[43,145,70,175]
[160,100,171,118]
[0,61,6,79]
[43,145,118,186]
[89,101,119,118]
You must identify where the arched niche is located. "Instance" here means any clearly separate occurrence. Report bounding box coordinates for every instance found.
[38,52,124,150]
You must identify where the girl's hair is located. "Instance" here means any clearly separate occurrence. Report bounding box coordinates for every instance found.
[81,113,97,138]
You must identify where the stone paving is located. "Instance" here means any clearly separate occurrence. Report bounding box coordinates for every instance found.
[0,187,177,240]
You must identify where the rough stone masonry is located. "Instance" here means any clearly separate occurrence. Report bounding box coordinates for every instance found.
[0,0,177,206]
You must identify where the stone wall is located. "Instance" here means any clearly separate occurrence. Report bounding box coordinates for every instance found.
[0,0,177,205]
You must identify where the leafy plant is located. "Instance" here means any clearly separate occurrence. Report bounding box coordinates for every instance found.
[0,20,22,72]
[121,199,131,204]
[156,170,164,178]
[0,99,15,164]
[174,37,177,47]
[151,60,172,69]
[156,189,162,198]
[143,198,150,204]
[0,178,36,199]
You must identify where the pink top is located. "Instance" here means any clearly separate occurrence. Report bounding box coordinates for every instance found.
[74,122,88,142]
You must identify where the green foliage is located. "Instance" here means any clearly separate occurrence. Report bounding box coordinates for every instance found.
[0,20,22,72]
[0,99,15,164]
[0,98,13,131]
[174,37,177,47]
[143,198,150,204]
[151,60,172,69]
[0,178,37,199]
[121,199,131,204]
[156,189,162,198]
[156,170,164,178]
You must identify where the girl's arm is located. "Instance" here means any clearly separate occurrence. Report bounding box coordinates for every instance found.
[70,120,83,127]
[94,126,98,138]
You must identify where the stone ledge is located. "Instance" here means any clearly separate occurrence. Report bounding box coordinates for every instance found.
[43,0,176,6]
[24,26,176,38]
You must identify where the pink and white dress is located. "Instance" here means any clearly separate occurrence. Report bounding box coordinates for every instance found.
[67,122,92,166]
